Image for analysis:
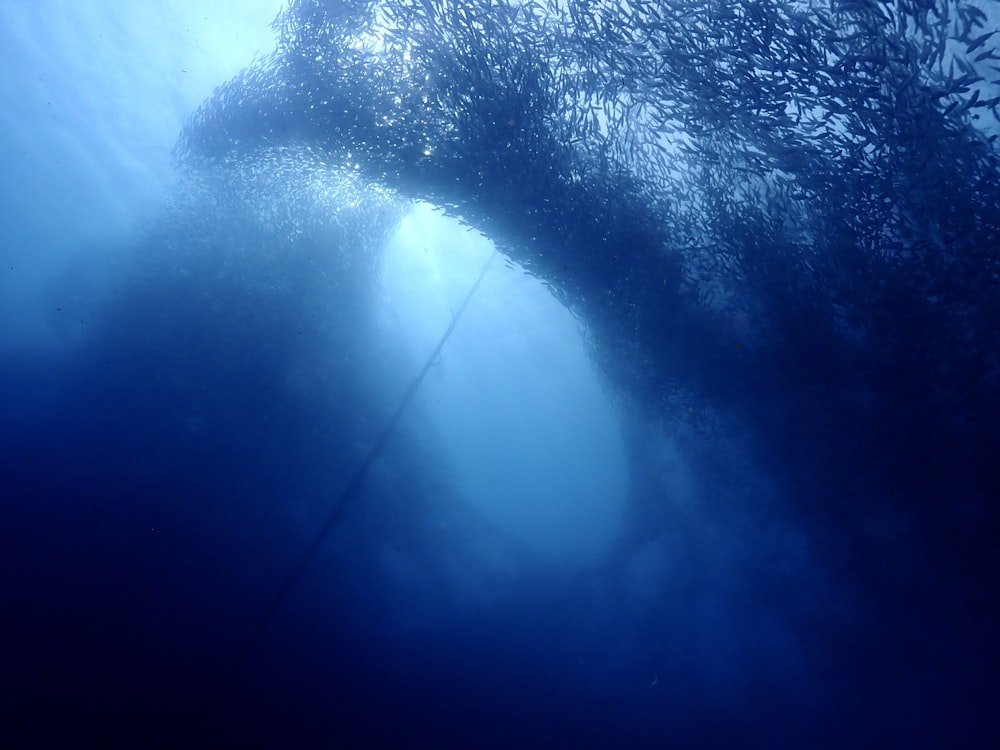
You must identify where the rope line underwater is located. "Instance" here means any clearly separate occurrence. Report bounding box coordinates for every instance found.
[183,248,498,740]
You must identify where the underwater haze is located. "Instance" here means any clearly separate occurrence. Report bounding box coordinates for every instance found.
[2,0,999,747]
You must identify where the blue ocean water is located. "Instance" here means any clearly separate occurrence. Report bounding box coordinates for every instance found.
[2,1,998,747]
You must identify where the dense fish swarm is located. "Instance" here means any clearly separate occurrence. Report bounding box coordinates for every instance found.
[178,0,999,418]
[4,2,1000,747]
[177,0,999,603]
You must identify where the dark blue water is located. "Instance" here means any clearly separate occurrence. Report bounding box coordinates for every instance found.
[2,1,999,747]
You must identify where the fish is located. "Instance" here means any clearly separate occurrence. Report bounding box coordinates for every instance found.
[176,0,1000,478]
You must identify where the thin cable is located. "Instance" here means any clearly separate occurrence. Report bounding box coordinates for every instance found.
[182,248,497,740]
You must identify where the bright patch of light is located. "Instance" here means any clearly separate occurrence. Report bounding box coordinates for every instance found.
[352,26,387,52]
[379,203,628,566]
